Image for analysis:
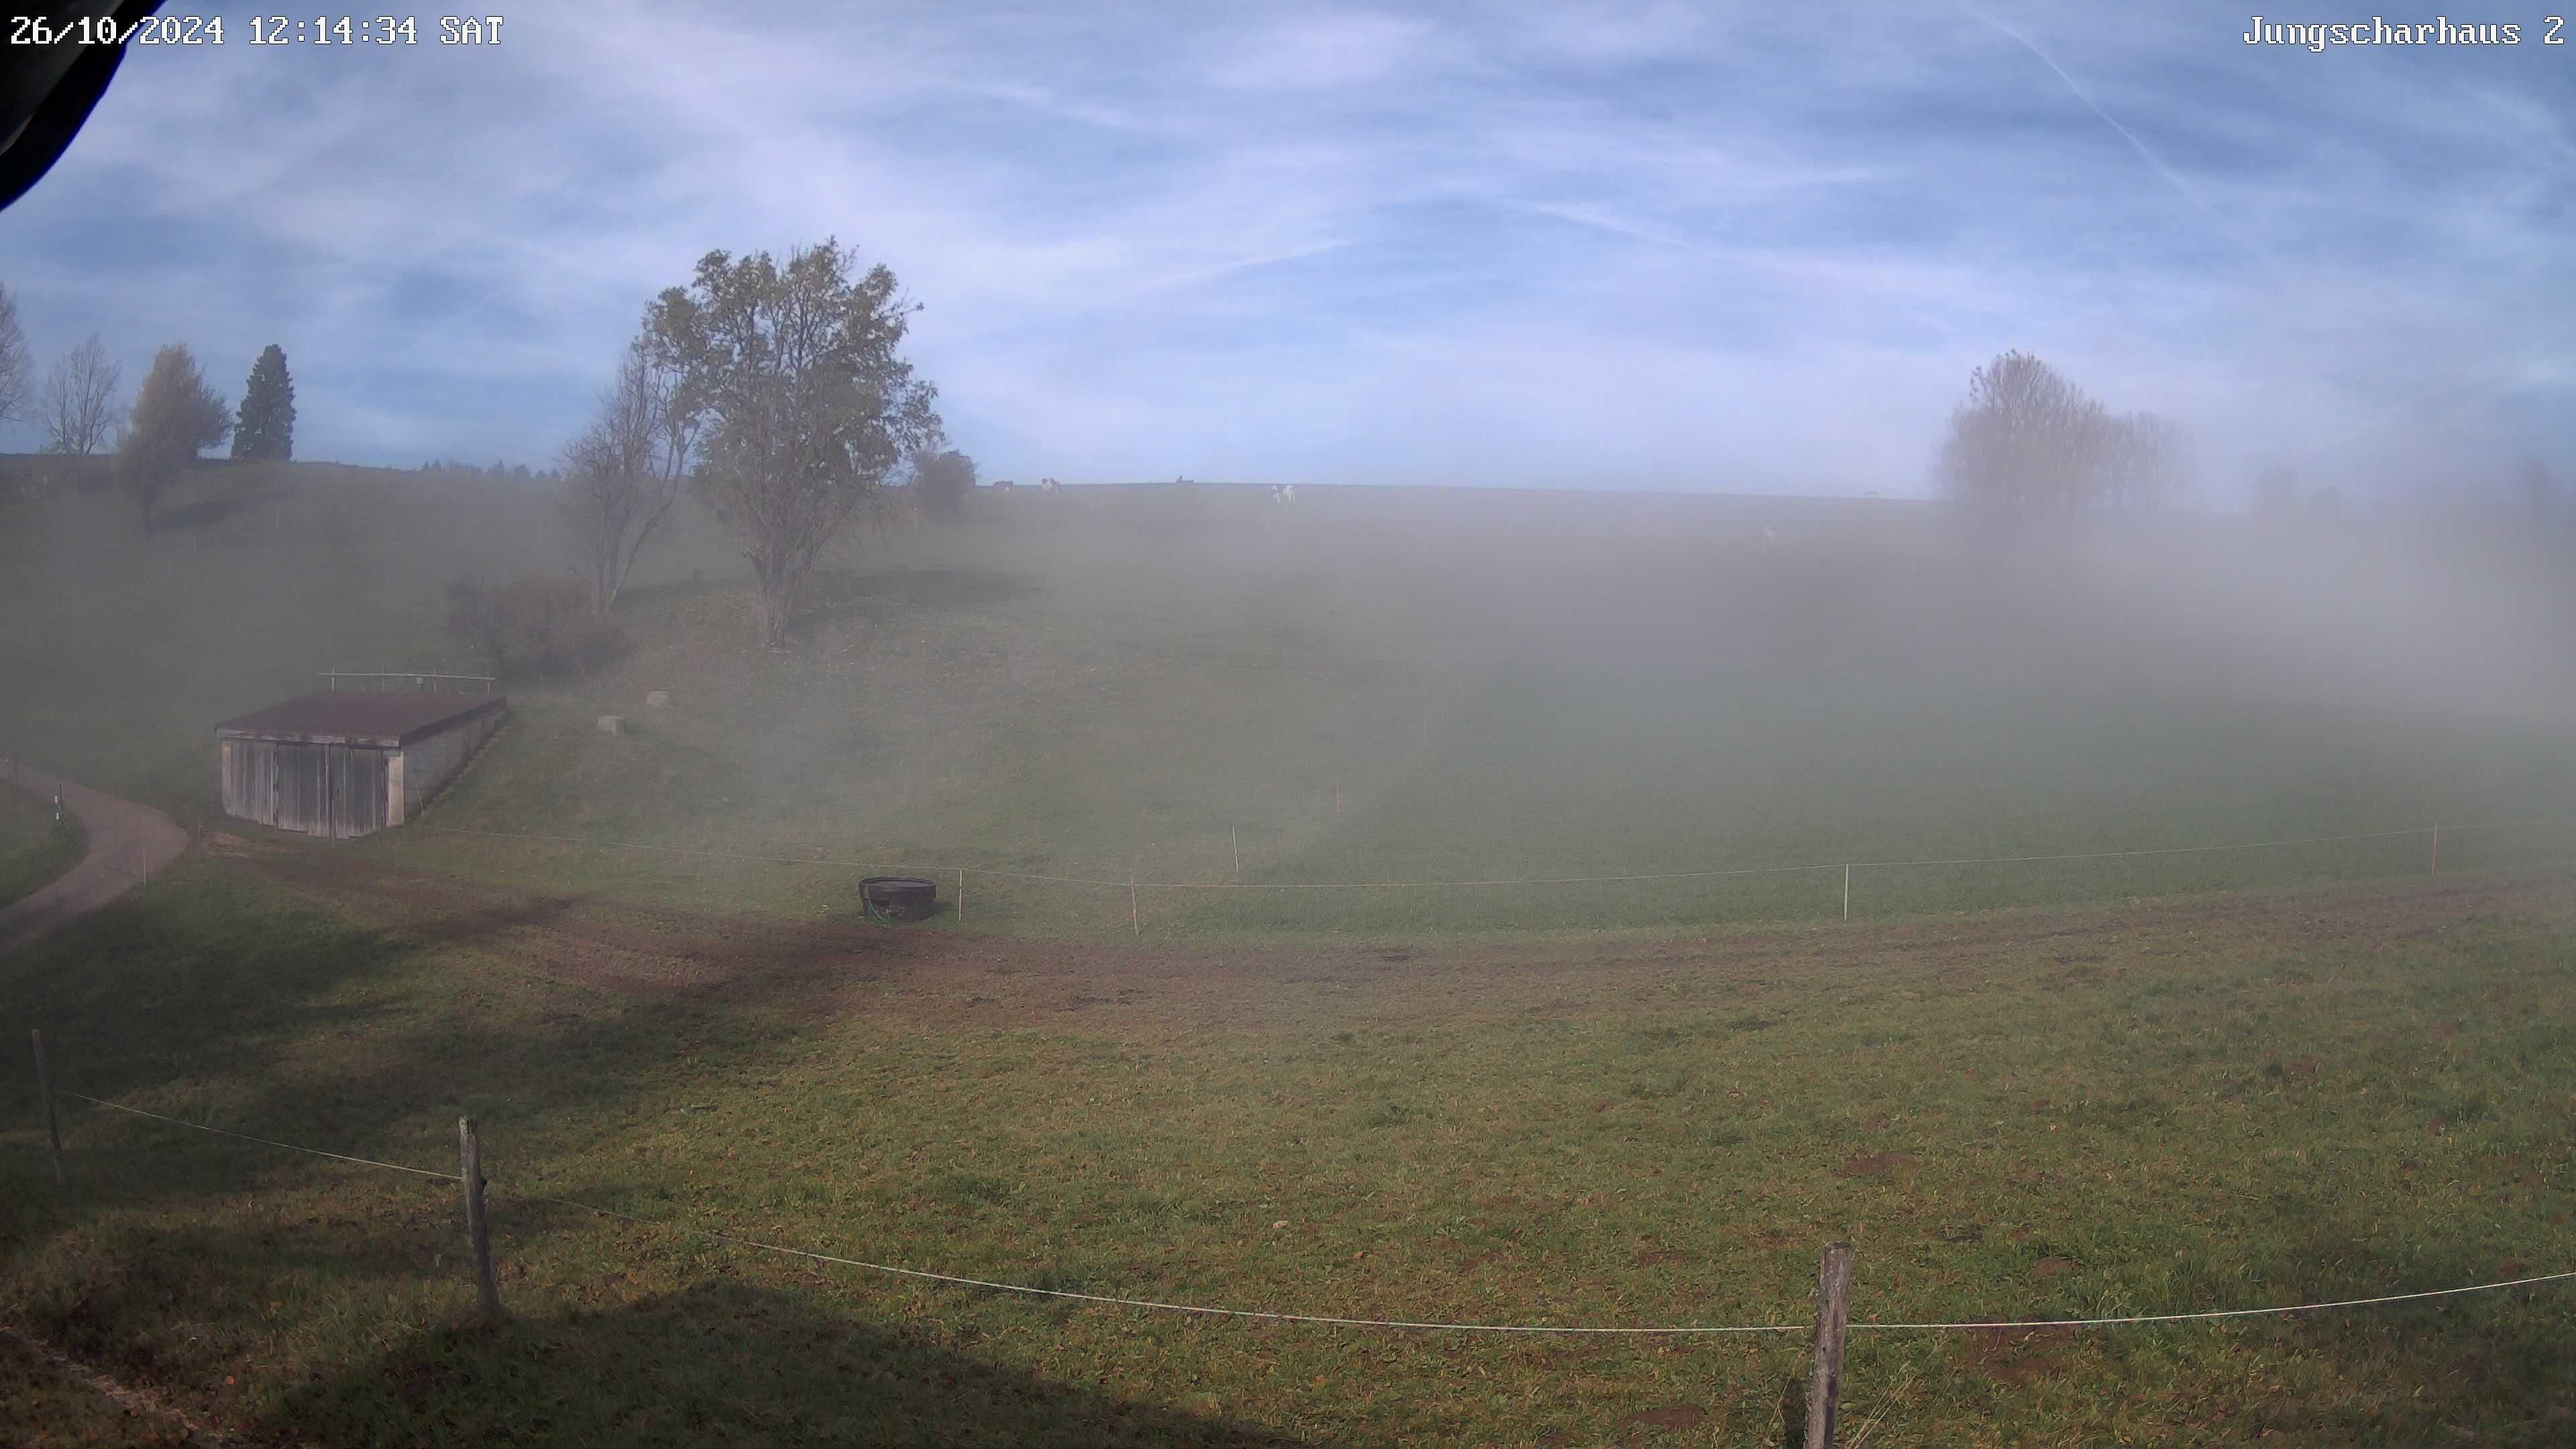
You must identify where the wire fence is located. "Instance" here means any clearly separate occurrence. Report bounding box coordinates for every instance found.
[413,810,2576,932]
[13,735,2572,934]
[38,1085,2576,1340]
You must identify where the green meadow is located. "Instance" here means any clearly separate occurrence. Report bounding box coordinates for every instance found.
[3,463,2573,1444]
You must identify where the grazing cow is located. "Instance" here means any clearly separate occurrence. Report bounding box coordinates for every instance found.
[1282,484,1297,504]
[1039,476,1061,494]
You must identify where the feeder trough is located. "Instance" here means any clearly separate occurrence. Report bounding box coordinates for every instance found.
[859,875,938,924]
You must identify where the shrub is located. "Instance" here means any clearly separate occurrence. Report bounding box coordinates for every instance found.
[912,447,975,523]
[444,574,624,680]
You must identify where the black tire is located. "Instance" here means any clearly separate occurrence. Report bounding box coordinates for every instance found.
[858,875,938,924]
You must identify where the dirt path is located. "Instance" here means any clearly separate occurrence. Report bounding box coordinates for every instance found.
[0,756,191,956]
[227,830,2576,1036]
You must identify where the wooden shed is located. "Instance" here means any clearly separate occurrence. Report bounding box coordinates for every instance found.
[215,692,507,839]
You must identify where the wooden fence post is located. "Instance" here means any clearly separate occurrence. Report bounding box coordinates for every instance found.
[457,1117,502,1321]
[31,1029,62,1188]
[1232,826,1240,877]
[958,869,965,925]
[2430,822,2439,875]
[1842,864,1851,922]
[1805,1243,1854,1449]
[1130,876,1140,935]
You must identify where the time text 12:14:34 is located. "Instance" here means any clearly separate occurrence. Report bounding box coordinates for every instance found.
[247,16,507,45]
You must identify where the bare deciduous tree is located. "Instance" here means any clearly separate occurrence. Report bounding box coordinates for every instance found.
[644,238,942,647]
[1936,350,2112,521]
[38,333,120,455]
[562,333,696,614]
[0,282,30,427]
[2100,411,2192,510]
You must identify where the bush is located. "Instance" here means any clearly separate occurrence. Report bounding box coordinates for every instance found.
[444,574,624,680]
[912,448,975,523]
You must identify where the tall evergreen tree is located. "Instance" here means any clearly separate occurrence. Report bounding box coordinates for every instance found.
[231,343,295,462]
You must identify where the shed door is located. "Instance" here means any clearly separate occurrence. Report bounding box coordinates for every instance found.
[276,743,327,834]
[331,746,386,838]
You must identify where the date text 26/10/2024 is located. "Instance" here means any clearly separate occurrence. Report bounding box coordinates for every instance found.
[4,15,507,46]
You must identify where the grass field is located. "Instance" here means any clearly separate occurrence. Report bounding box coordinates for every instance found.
[386,484,2576,938]
[1,854,2573,1444]
[5,467,2571,943]
[4,465,2575,1442]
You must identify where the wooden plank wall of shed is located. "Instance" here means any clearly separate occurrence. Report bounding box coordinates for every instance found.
[331,744,386,838]
[221,739,388,838]
[219,738,280,828]
[397,707,505,818]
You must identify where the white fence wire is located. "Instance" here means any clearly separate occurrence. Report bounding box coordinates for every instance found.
[48,1089,2576,1338]
[415,812,2576,902]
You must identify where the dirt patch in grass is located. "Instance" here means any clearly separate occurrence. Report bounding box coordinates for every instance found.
[234,845,2576,1038]
[1951,1326,2076,1385]
[1838,1150,1914,1178]
[1622,1403,1705,1433]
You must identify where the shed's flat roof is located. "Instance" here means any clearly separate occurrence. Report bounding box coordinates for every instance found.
[215,692,506,747]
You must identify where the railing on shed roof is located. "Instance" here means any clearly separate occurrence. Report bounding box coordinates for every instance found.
[319,671,499,696]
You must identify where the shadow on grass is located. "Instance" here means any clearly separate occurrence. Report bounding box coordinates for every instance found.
[8,859,2576,1444]
[258,1279,1319,1448]
[0,868,751,1235]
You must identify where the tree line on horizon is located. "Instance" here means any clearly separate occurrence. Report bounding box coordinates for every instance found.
[1933,349,2192,521]
[9,272,2560,655]
[0,281,295,525]
[1933,347,2564,531]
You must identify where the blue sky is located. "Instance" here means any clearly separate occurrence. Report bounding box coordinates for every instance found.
[1,1,2569,498]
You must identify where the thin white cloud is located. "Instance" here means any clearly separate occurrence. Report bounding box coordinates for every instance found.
[1198,11,1453,91]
